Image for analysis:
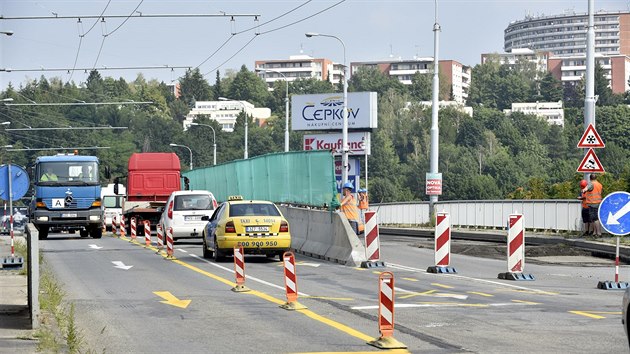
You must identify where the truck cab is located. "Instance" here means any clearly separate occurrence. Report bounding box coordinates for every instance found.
[31,154,104,239]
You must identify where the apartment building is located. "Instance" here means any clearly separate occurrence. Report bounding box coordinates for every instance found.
[350,58,471,104]
[504,101,565,127]
[254,55,339,87]
[182,100,271,132]
[481,48,551,72]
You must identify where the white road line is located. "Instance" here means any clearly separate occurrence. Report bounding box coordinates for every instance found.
[352,302,534,310]
[177,249,188,253]
[188,253,311,296]
[387,262,553,294]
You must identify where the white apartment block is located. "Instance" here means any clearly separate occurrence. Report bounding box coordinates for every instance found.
[481,48,550,72]
[255,55,340,88]
[504,101,564,127]
[183,101,271,132]
[415,101,474,117]
[350,58,471,104]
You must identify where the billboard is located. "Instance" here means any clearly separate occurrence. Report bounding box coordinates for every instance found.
[303,132,371,156]
[291,92,378,131]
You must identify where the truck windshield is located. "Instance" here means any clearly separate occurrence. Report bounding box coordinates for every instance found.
[38,161,99,185]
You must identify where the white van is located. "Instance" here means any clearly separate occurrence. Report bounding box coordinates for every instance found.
[159,190,217,241]
[101,183,126,231]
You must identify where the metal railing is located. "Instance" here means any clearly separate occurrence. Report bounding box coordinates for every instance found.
[370,199,582,232]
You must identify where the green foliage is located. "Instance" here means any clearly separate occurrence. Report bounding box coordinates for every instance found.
[227,65,270,107]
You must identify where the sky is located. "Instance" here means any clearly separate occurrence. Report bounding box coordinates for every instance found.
[0,0,627,91]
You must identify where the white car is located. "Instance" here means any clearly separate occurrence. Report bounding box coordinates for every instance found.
[159,190,217,241]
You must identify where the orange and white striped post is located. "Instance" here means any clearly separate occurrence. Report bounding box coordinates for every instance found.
[280,251,306,310]
[427,211,457,274]
[119,215,126,238]
[130,217,137,240]
[231,246,250,292]
[498,213,534,281]
[156,223,164,252]
[368,272,407,349]
[361,211,386,268]
[144,220,151,246]
[166,227,174,258]
[112,216,118,237]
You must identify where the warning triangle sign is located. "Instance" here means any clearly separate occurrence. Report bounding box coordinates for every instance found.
[577,124,605,148]
[576,148,605,173]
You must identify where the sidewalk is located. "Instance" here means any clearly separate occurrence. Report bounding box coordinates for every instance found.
[0,235,38,353]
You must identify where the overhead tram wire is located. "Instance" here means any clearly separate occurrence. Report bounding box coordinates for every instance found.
[200,0,346,77]
[194,0,313,70]
[93,0,144,70]
[3,65,191,73]
[69,0,112,81]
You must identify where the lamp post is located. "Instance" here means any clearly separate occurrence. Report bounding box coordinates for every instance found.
[189,122,217,165]
[0,31,13,36]
[219,97,248,159]
[305,32,349,186]
[169,143,193,170]
[256,68,290,152]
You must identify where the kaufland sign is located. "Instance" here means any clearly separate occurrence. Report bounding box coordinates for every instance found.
[303,132,371,155]
[291,92,378,131]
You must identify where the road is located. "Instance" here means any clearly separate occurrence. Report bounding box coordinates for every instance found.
[40,232,629,353]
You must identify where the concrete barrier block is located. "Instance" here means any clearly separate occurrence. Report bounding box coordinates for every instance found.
[324,214,366,267]
[280,207,308,250]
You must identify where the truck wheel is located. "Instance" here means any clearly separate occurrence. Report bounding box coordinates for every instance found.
[90,227,102,239]
[80,229,89,238]
[38,226,49,240]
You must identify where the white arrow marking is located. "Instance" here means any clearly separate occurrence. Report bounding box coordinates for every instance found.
[89,244,103,250]
[298,262,321,268]
[606,200,630,225]
[112,261,133,270]
[433,293,469,300]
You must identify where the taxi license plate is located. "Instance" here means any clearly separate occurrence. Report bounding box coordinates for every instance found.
[62,213,77,218]
[185,215,202,221]
[246,226,269,232]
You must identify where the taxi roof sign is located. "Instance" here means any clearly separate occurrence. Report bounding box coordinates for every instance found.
[577,123,605,148]
[228,195,243,201]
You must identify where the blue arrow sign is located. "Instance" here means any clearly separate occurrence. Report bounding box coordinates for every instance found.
[598,191,630,236]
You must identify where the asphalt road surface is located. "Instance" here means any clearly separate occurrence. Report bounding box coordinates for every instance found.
[40,232,629,353]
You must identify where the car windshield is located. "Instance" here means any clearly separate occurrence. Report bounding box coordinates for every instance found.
[174,194,214,211]
[229,203,280,217]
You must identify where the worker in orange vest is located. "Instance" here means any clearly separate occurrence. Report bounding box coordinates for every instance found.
[357,188,369,223]
[578,179,592,237]
[582,174,603,237]
[340,182,364,235]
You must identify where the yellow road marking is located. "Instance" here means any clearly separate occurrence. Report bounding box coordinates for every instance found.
[511,300,541,305]
[497,289,558,296]
[569,311,621,319]
[399,290,437,299]
[431,283,453,289]
[295,350,409,354]
[153,291,191,309]
[401,277,418,282]
[372,271,384,275]
[467,291,493,297]
[353,267,367,271]
[302,296,354,301]
[119,238,378,344]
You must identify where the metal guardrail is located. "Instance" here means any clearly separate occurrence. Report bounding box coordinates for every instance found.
[370,200,582,232]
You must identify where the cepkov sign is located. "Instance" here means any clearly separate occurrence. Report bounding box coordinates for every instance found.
[291,92,378,131]
[303,132,371,155]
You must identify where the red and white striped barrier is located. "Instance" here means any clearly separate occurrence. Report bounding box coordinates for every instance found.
[231,246,250,292]
[498,213,534,281]
[166,227,174,258]
[119,215,126,238]
[427,212,456,273]
[130,217,137,240]
[156,223,164,251]
[361,211,385,268]
[112,216,118,237]
[280,251,306,310]
[368,272,407,349]
[144,220,151,246]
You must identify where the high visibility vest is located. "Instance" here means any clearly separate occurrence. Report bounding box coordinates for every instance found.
[341,194,364,232]
[358,193,369,210]
[584,181,603,206]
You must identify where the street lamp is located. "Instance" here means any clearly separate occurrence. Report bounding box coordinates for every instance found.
[218,97,248,159]
[169,143,193,170]
[256,68,290,152]
[305,32,349,186]
[0,31,13,36]
[189,122,217,165]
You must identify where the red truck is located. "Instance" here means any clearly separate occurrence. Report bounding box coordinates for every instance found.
[114,152,182,234]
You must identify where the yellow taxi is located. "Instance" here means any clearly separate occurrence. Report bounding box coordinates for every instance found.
[201,196,291,261]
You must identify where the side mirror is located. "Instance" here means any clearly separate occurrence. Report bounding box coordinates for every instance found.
[113,178,119,195]
[183,176,190,191]
[104,166,111,179]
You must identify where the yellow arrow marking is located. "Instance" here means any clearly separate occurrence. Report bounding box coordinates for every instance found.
[569,311,621,319]
[372,271,384,275]
[402,277,419,282]
[511,300,541,305]
[467,291,494,297]
[153,291,191,309]
[399,290,437,299]
[431,283,454,289]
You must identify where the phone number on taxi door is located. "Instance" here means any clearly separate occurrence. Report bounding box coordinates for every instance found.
[237,241,278,247]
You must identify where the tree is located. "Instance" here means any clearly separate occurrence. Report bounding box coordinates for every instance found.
[348,66,406,95]
[409,72,431,101]
[227,65,270,107]
[179,68,212,107]
[539,72,563,102]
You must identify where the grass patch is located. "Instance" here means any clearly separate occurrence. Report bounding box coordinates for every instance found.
[35,265,89,353]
